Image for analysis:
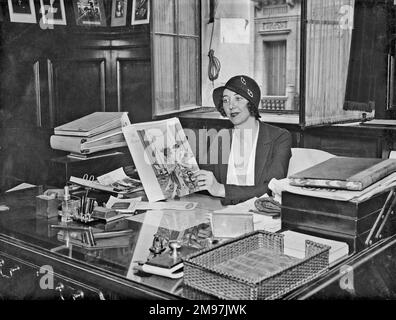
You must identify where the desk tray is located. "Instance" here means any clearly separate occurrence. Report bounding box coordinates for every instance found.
[182,230,330,300]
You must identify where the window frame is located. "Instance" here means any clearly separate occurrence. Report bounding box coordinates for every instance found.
[151,0,202,117]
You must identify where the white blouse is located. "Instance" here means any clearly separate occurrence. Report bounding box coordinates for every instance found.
[226,127,259,186]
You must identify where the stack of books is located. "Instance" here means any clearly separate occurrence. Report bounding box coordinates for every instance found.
[279,156,396,252]
[50,112,131,159]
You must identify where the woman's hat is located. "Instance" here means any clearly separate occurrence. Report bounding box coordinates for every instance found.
[212,75,261,110]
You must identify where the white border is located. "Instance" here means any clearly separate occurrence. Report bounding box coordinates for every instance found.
[8,0,37,24]
[131,0,150,25]
[111,0,127,27]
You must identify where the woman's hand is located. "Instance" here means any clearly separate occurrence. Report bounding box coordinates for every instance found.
[192,170,225,198]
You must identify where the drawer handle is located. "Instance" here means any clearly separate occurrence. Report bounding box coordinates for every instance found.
[8,266,20,277]
[72,290,84,300]
[0,265,20,278]
[55,283,65,300]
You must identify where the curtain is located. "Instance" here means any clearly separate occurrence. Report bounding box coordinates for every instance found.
[305,0,360,126]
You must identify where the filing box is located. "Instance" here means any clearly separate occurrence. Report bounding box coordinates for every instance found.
[281,190,396,253]
[35,195,60,219]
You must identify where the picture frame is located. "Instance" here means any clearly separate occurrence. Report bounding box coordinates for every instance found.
[7,0,37,24]
[39,0,67,26]
[110,0,127,27]
[131,0,149,25]
[72,0,106,27]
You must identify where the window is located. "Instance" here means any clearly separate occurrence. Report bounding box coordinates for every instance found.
[265,40,287,96]
[152,0,201,116]
[201,0,393,126]
[201,0,301,117]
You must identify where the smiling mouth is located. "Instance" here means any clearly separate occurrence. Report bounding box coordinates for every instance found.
[230,112,239,118]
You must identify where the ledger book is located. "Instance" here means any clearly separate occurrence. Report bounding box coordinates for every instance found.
[289,157,396,191]
[54,112,130,137]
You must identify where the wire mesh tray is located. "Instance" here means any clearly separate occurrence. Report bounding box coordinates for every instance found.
[182,230,330,300]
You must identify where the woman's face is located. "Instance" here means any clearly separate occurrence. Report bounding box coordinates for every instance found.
[222,88,251,126]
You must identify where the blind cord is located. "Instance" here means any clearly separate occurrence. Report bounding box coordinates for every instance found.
[208,20,221,83]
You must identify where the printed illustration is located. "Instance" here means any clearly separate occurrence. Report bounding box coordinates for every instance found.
[136,121,199,199]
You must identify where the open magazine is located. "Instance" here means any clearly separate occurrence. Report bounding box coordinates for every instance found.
[97,167,143,194]
[122,117,199,202]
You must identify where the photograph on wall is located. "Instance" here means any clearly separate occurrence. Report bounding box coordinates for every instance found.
[72,0,106,27]
[123,118,200,202]
[39,0,66,26]
[7,0,37,23]
[131,0,149,25]
[110,0,127,27]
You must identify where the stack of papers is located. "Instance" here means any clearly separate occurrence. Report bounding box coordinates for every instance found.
[5,183,36,193]
[213,197,281,233]
[269,172,396,203]
[281,230,349,266]
[50,112,131,156]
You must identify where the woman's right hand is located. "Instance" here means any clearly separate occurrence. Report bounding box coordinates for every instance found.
[192,170,225,198]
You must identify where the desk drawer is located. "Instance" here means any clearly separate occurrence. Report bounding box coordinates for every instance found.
[0,251,105,300]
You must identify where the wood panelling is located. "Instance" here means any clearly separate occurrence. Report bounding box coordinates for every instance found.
[117,58,151,123]
[48,58,106,127]
[0,4,151,189]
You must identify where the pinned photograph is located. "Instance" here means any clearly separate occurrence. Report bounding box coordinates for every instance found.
[111,0,127,27]
[39,0,66,26]
[131,0,149,25]
[8,0,37,23]
[123,118,200,202]
[73,0,106,27]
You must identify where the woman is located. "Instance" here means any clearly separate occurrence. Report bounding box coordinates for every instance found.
[193,75,292,205]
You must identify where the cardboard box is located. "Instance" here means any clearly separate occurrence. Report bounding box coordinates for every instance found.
[36,195,60,219]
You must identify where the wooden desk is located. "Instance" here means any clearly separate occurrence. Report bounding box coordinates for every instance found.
[1,187,396,299]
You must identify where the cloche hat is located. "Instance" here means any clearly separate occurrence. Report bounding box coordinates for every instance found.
[212,75,261,110]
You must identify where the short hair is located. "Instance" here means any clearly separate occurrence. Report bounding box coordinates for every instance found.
[217,100,261,120]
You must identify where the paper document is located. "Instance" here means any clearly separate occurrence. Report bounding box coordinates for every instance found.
[212,196,280,233]
[269,172,396,203]
[97,167,143,194]
[213,197,258,214]
[135,201,198,211]
[69,176,117,193]
[281,230,349,265]
[6,183,36,193]
[106,196,141,213]
[126,210,209,232]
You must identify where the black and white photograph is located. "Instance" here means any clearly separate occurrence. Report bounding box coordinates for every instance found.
[72,0,106,26]
[39,0,66,26]
[7,0,36,23]
[1,0,396,308]
[110,0,127,27]
[131,0,149,25]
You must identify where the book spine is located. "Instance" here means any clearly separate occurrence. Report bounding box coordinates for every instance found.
[348,159,396,190]
[50,135,83,153]
[289,178,363,191]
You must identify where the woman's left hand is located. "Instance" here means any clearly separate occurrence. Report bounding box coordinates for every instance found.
[192,170,225,198]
